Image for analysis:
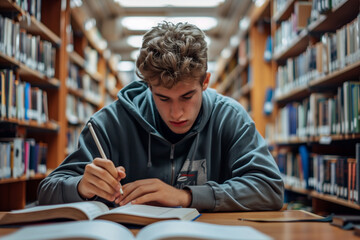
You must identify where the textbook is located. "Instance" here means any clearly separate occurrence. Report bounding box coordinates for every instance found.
[331,215,360,229]
[0,201,200,226]
[1,219,273,240]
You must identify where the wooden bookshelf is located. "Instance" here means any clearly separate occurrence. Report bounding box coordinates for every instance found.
[0,51,60,87]
[272,28,309,61]
[0,0,61,45]
[68,51,85,67]
[285,184,360,212]
[0,0,66,210]
[272,0,360,214]
[308,0,359,32]
[276,133,360,145]
[19,15,62,46]
[212,0,273,137]
[275,85,310,105]
[272,0,297,23]
[67,88,101,107]
[0,0,123,210]
[309,60,360,89]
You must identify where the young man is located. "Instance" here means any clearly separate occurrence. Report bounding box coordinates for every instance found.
[38,22,284,212]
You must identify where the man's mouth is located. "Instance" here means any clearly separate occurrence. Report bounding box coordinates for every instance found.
[169,120,187,127]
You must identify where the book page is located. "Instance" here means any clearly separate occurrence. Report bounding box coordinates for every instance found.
[136,220,273,240]
[10,201,109,220]
[1,220,134,240]
[105,204,199,220]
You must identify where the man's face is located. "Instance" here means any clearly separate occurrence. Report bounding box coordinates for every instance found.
[150,73,210,134]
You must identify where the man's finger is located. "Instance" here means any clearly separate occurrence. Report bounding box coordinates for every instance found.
[93,158,118,179]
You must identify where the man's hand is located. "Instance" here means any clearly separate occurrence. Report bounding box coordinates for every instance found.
[115,178,192,208]
[78,158,126,201]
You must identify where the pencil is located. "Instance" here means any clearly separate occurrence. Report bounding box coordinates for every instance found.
[87,122,124,195]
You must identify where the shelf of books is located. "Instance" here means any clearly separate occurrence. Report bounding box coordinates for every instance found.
[211,0,274,137]
[0,0,66,210]
[271,0,360,214]
[0,0,124,210]
[65,3,123,156]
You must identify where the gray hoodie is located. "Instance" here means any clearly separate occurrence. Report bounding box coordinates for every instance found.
[38,81,284,212]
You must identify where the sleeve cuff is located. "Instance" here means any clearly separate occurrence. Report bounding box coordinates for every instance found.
[62,176,87,202]
[185,184,215,211]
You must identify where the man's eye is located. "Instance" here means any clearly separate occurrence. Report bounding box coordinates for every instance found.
[159,97,168,101]
[183,96,192,100]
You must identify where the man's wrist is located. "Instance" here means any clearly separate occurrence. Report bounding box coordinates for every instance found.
[182,188,192,208]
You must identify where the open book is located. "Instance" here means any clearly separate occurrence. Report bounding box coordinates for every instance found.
[0,201,200,226]
[1,219,273,240]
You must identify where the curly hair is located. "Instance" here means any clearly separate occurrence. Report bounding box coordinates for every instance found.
[136,21,208,89]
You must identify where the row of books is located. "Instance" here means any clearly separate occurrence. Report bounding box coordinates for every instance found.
[275,13,360,99]
[272,0,290,17]
[278,143,360,203]
[310,0,348,23]
[0,138,47,180]
[273,2,312,55]
[0,15,56,78]
[320,14,360,74]
[66,62,81,90]
[66,94,96,125]
[105,71,118,95]
[15,0,42,21]
[275,80,359,140]
[84,46,99,76]
[66,125,82,154]
[275,46,317,98]
[67,63,102,103]
[238,37,251,66]
[0,69,49,124]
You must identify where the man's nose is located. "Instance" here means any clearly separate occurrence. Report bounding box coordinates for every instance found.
[170,101,184,119]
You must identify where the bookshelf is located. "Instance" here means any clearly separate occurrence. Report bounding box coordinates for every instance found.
[0,0,123,210]
[271,0,360,215]
[0,0,64,210]
[65,4,123,156]
[211,0,274,137]
[212,0,359,214]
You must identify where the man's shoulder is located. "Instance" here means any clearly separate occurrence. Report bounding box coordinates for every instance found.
[207,91,244,111]
[91,99,123,123]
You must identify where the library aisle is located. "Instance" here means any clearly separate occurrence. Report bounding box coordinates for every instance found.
[0,0,360,223]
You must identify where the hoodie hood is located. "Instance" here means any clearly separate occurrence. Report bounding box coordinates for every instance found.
[117,80,216,138]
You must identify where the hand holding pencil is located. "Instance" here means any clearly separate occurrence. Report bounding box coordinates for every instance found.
[77,122,126,202]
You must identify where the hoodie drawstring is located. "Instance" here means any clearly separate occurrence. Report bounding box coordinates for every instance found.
[187,132,200,172]
[147,133,152,167]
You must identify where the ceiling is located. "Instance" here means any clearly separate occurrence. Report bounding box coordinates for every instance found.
[75,0,253,64]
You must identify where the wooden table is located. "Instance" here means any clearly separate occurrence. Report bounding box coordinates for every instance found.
[0,210,357,239]
[128,210,357,239]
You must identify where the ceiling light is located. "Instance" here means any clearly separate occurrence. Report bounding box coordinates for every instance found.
[84,18,96,31]
[205,36,211,46]
[130,50,140,60]
[70,0,82,8]
[121,16,218,31]
[239,17,250,31]
[230,35,239,47]
[114,0,224,8]
[221,47,232,59]
[117,61,135,72]
[253,0,266,7]
[127,35,143,48]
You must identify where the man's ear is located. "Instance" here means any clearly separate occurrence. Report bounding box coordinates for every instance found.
[202,73,211,91]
